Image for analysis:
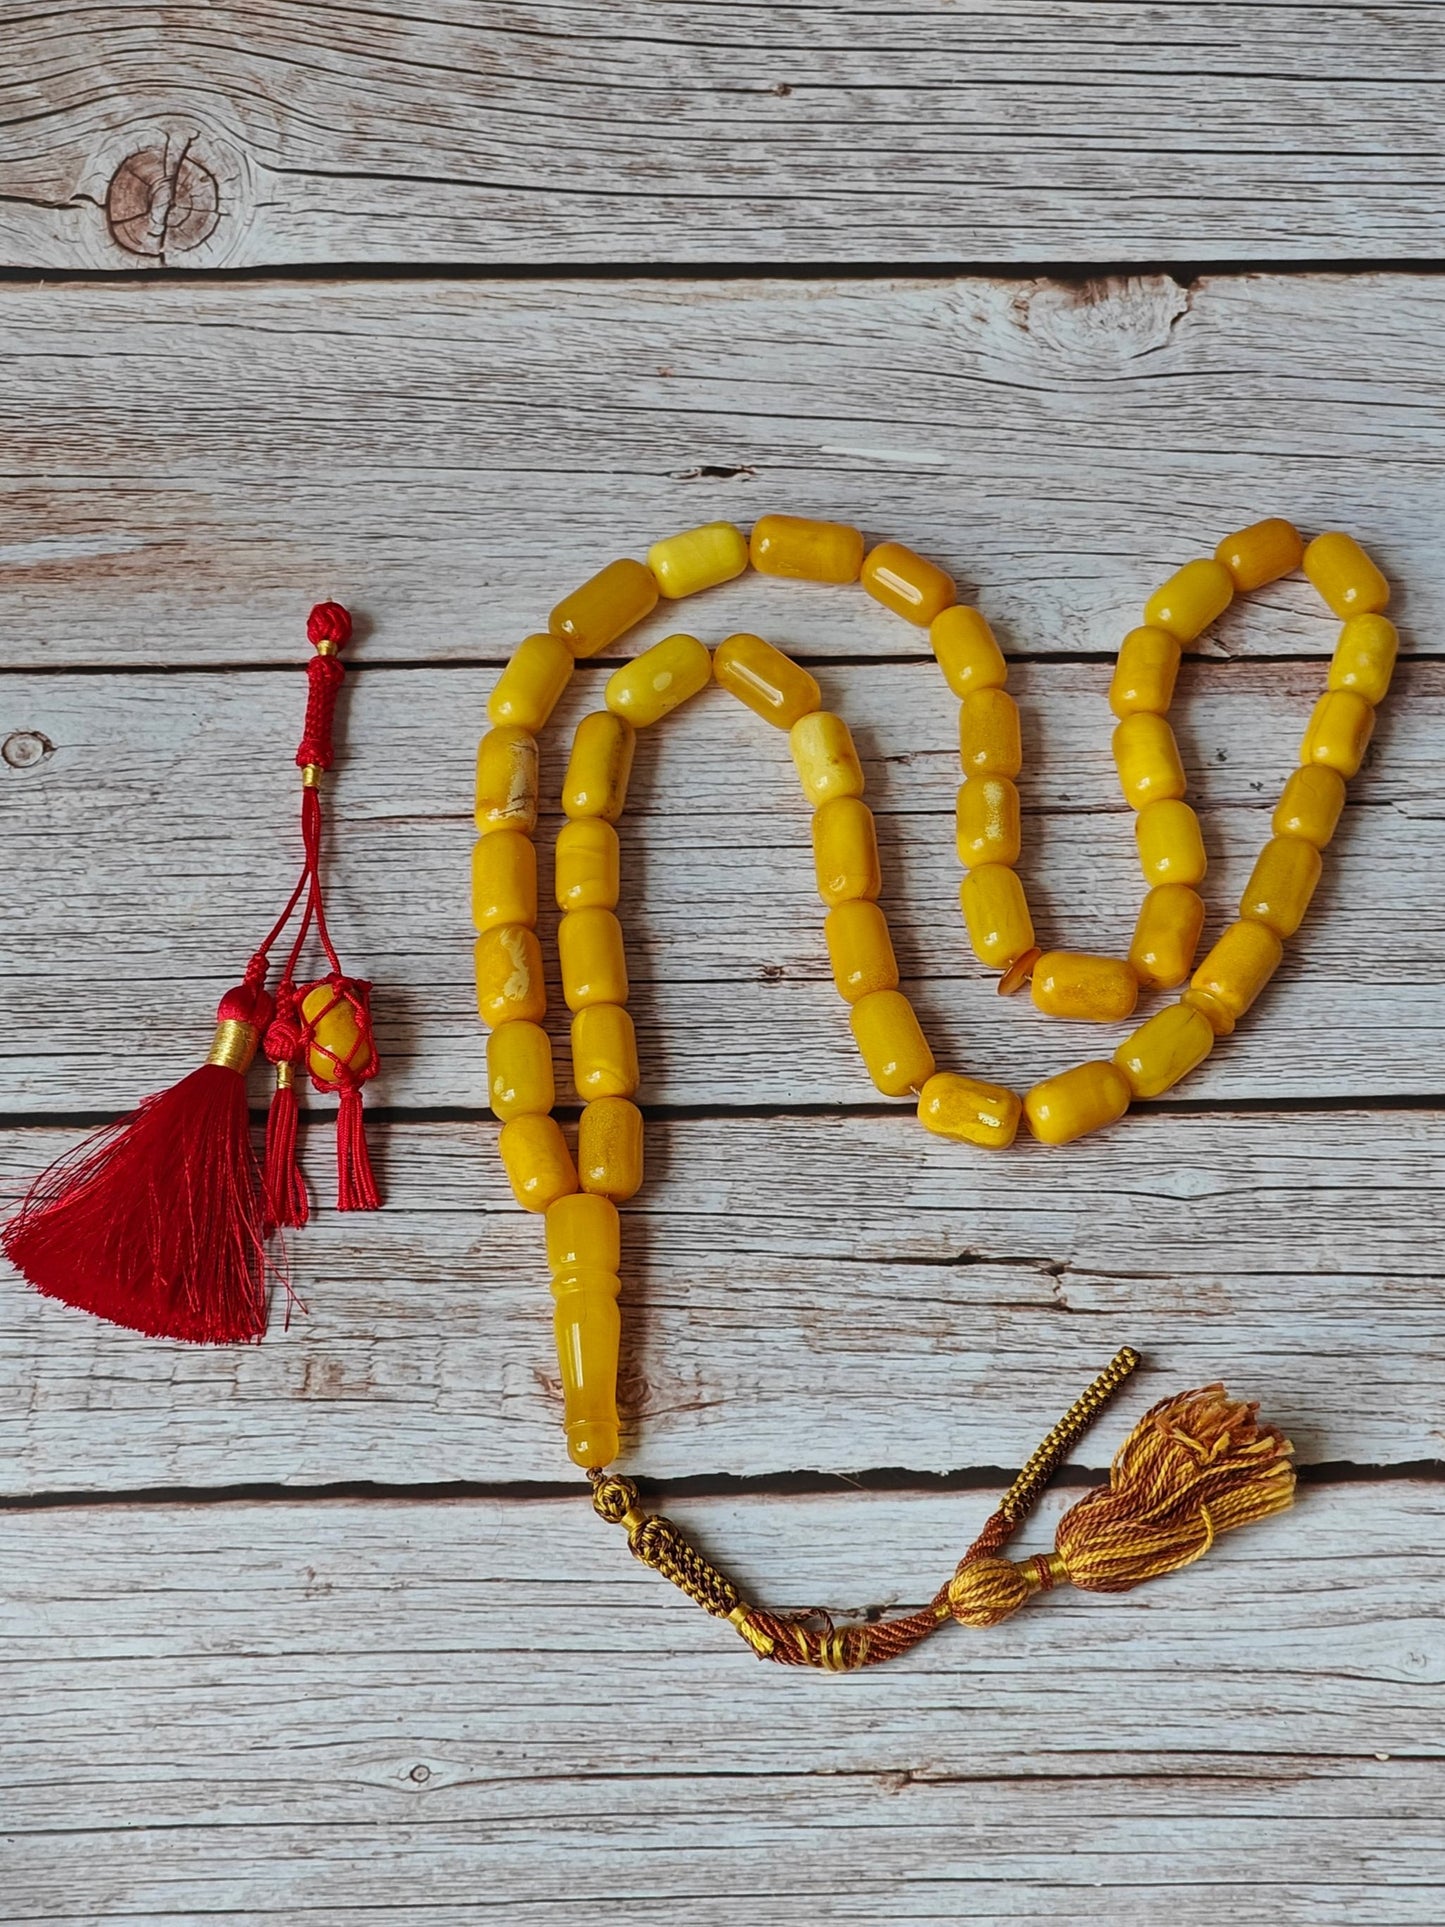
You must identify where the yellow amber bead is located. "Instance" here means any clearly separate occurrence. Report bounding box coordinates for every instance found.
[498,1113,577,1213]
[300,983,374,1084]
[929,606,1007,699]
[486,1020,555,1121]
[563,711,636,821]
[1135,798,1207,886]
[1189,918,1284,1034]
[1144,558,1235,642]
[550,557,659,658]
[714,632,821,728]
[824,899,899,1003]
[554,818,620,911]
[487,633,574,731]
[1128,884,1206,991]
[571,1003,639,1100]
[956,776,1021,868]
[1024,1061,1131,1146]
[1108,626,1181,719]
[475,726,538,836]
[474,924,547,1029]
[959,864,1035,969]
[1240,835,1322,938]
[790,711,865,805]
[1113,713,1186,809]
[959,688,1022,777]
[579,1096,644,1202]
[1303,531,1390,619]
[546,1192,621,1275]
[471,829,538,933]
[558,907,629,1012]
[647,521,749,600]
[1272,764,1346,849]
[1030,951,1139,1024]
[811,796,881,906]
[1300,690,1374,778]
[1328,614,1398,706]
[1215,518,1304,592]
[749,513,865,584]
[849,989,935,1097]
[551,1269,621,1468]
[605,632,712,726]
[1113,1002,1215,1099]
[917,1072,1021,1149]
[860,541,956,627]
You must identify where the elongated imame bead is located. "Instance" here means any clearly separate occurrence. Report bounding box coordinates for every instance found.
[861,541,956,627]
[475,726,538,836]
[550,557,658,658]
[1113,712,1186,809]
[1129,884,1206,991]
[605,632,712,727]
[558,906,629,1012]
[956,775,1021,868]
[546,1192,621,1276]
[579,1096,644,1202]
[917,1072,1021,1150]
[498,1113,577,1212]
[1024,1061,1131,1146]
[790,711,865,805]
[1144,558,1234,642]
[1114,1002,1215,1099]
[1109,626,1181,719]
[647,521,748,600]
[1272,764,1346,849]
[1187,918,1284,1035]
[474,924,547,1028]
[486,1019,555,1121]
[1135,797,1207,886]
[824,899,899,1003]
[1215,518,1303,592]
[930,606,1007,699]
[749,513,864,584]
[487,632,574,732]
[471,829,538,933]
[849,989,935,1097]
[959,863,1035,969]
[1300,690,1374,778]
[1030,951,1139,1024]
[1240,835,1322,938]
[959,688,1022,777]
[1329,614,1398,706]
[555,817,620,911]
[571,1003,639,1100]
[812,796,881,906]
[1303,531,1389,618]
[551,1267,621,1468]
[563,711,636,821]
[714,632,821,728]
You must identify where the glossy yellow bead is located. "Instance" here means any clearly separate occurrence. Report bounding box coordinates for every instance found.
[647,521,749,600]
[929,606,1007,699]
[1272,764,1346,849]
[1112,713,1186,809]
[959,688,1022,777]
[546,1192,621,1276]
[563,711,636,821]
[1128,884,1206,991]
[824,899,899,1004]
[1144,558,1235,642]
[849,989,935,1097]
[1108,626,1181,719]
[1329,613,1398,706]
[749,512,865,584]
[604,632,712,726]
[550,1268,621,1468]
[811,796,881,906]
[1240,835,1322,939]
[549,557,659,658]
[498,1113,577,1213]
[474,924,547,1029]
[860,541,956,627]
[956,776,1021,868]
[471,829,537,933]
[1135,798,1207,886]
[917,1072,1021,1149]
[301,983,374,1084]
[475,726,538,836]
[1030,951,1139,1024]
[558,907,629,1012]
[1300,690,1374,778]
[571,1003,639,1100]
[790,711,865,805]
[1303,531,1390,619]
[578,1096,644,1202]
[714,632,821,728]
[959,863,1035,969]
[487,632,574,731]
[554,818,620,912]
[1024,1061,1131,1146]
[1215,518,1304,592]
[1188,918,1284,1035]
[486,1020,555,1121]
[1113,1002,1215,1099]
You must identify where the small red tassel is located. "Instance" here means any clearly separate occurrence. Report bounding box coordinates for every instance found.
[261,996,309,1231]
[336,1084,380,1212]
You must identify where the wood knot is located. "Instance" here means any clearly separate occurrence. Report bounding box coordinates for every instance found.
[2,730,54,771]
[106,140,220,258]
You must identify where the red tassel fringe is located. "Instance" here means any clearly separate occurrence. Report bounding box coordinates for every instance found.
[263,1075,309,1231]
[336,1084,380,1212]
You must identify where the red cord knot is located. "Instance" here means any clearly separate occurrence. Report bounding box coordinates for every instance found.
[295,650,347,770]
[215,979,275,1032]
[306,601,352,652]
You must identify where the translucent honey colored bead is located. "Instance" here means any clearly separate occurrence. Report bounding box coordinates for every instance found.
[1215,518,1304,592]
[551,1268,621,1468]
[1303,531,1390,619]
[749,513,865,585]
[956,776,1021,868]
[1144,558,1235,642]
[487,1019,554,1121]
[487,632,574,731]
[824,900,899,1003]
[1108,626,1181,719]
[959,688,1022,777]
[563,711,636,821]
[558,907,629,1011]
[475,726,538,836]
[849,989,935,1097]
[1300,690,1374,778]
[860,541,956,627]
[1030,951,1139,1024]
[471,829,538,933]
[1128,884,1206,991]
[605,632,712,726]
[498,1113,577,1213]
[714,632,821,728]
[571,1003,639,1100]
[550,557,659,658]
[474,924,547,1028]
[1113,713,1186,809]
[1329,613,1398,706]
[1272,764,1346,849]
[917,1072,1022,1150]
[546,1192,621,1276]
[1135,798,1207,886]
[959,863,1035,969]
[647,521,749,600]
[790,711,865,805]
[929,606,1007,699]
[1113,1002,1215,1099]
[1188,918,1284,1035]
[1024,1061,1131,1146]
[1240,835,1322,938]
[811,796,881,906]
[578,1096,644,1202]
[555,818,621,911]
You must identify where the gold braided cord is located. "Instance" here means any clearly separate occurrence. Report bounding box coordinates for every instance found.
[998,1345,1140,1523]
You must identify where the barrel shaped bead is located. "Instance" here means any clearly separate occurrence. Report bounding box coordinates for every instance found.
[605,632,712,726]
[571,1003,640,1100]
[1109,626,1181,718]
[1272,764,1347,849]
[550,557,659,657]
[486,1019,555,1120]
[930,606,1008,698]
[546,1192,622,1276]
[475,924,547,1028]
[790,711,865,805]
[959,688,1022,777]
[471,829,538,933]
[499,1113,578,1213]
[1135,798,1207,886]
[1300,690,1374,778]
[578,1096,645,1202]
[558,907,629,1012]
[849,990,936,1096]
[1215,518,1304,592]
[475,726,538,836]
[811,796,882,906]
[749,513,865,584]
[563,711,636,821]
[956,776,1022,868]
[550,1268,622,1468]
[861,541,956,626]
[555,818,621,912]
[1328,614,1398,706]
[917,1072,1022,1149]
[1144,558,1235,642]
[959,863,1035,968]
[1188,918,1284,1034]
[1030,951,1139,1024]
[1113,1002,1215,1099]
[1303,532,1390,618]
[488,632,575,731]
[1113,713,1187,809]
[1024,1061,1132,1146]
[647,521,749,600]
[1240,835,1323,938]
[1128,884,1206,990]
[714,633,821,728]
[824,899,900,1003]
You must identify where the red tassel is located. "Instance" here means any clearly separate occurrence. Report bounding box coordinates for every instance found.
[263,1070,309,1231]
[336,1083,380,1212]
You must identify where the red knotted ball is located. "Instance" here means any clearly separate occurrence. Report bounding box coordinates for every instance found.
[306,601,352,651]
